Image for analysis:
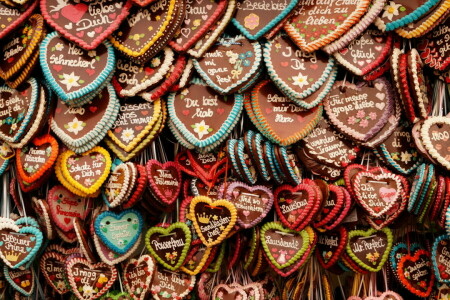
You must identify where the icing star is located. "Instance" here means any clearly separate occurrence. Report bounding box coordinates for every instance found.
[212,215,218,221]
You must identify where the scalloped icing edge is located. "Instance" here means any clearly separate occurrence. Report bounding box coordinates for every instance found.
[102,162,132,208]
[323,0,387,54]
[408,48,430,119]
[31,197,54,240]
[123,255,155,300]
[397,249,435,297]
[4,265,35,296]
[146,160,182,205]
[284,0,371,52]
[316,226,348,269]
[236,140,257,185]
[40,32,116,101]
[40,251,70,294]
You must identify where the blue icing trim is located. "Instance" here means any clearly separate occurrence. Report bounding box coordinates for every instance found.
[193,36,262,95]
[0,159,9,177]
[264,141,283,184]
[432,235,450,283]
[238,68,263,93]
[413,164,434,215]
[384,0,441,31]
[237,139,257,184]
[227,139,244,179]
[254,133,270,181]
[167,82,244,148]
[378,143,422,175]
[4,265,35,296]
[389,242,422,271]
[231,0,299,40]
[407,163,426,212]
[446,206,450,234]
[15,217,39,228]
[94,209,143,255]
[39,31,116,106]
[9,226,43,269]
[337,260,351,272]
[264,36,336,106]
[279,146,300,184]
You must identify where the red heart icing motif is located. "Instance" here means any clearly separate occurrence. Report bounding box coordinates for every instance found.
[146,160,182,206]
[398,249,434,298]
[41,0,133,50]
[417,17,450,71]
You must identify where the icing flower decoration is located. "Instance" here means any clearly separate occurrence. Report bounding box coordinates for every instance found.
[348,116,356,125]
[88,50,97,58]
[400,151,412,163]
[82,284,94,296]
[244,13,260,30]
[65,117,86,135]
[192,120,213,139]
[121,128,135,143]
[366,251,380,265]
[192,19,201,27]
[369,112,377,120]
[56,280,66,290]
[0,143,11,157]
[356,110,365,119]
[359,119,369,128]
[54,43,64,51]
[151,57,161,67]
[291,73,309,89]
[60,72,82,91]
[382,1,403,21]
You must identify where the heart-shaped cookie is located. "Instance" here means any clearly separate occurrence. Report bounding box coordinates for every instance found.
[212,283,248,300]
[16,134,58,184]
[103,162,136,208]
[123,255,155,300]
[353,172,402,218]
[264,33,336,107]
[346,227,393,272]
[180,244,215,275]
[0,1,38,40]
[41,0,132,50]
[40,31,116,106]
[40,250,71,294]
[47,185,91,233]
[146,160,182,206]
[150,267,196,300]
[398,249,434,298]
[57,146,111,195]
[4,265,35,297]
[432,234,450,283]
[224,181,273,229]
[232,0,299,40]
[65,256,118,299]
[284,0,371,52]
[94,209,143,255]
[324,78,394,142]
[194,35,262,95]
[417,17,450,71]
[421,116,450,171]
[189,196,237,247]
[316,226,347,269]
[260,222,310,270]
[145,222,191,271]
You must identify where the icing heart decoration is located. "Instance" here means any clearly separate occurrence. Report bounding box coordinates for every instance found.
[315,226,348,269]
[150,267,196,300]
[194,35,262,95]
[40,251,71,294]
[65,256,118,299]
[168,81,244,148]
[94,209,143,255]
[16,134,59,184]
[333,27,393,76]
[417,17,450,71]
[421,116,450,171]
[57,146,111,196]
[0,1,38,40]
[346,227,393,272]
[324,78,394,142]
[123,255,155,300]
[284,0,371,52]
[231,0,299,40]
[41,0,132,50]
[0,78,39,144]
[274,183,316,230]
[224,181,274,229]
[264,33,336,107]
[145,222,191,271]
[0,221,43,269]
[432,234,450,283]
[353,172,402,218]
[398,249,435,298]
[146,160,182,206]
[189,196,237,247]
[260,221,310,270]
[246,80,322,146]
[47,185,91,232]
[169,0,227,52]
[4,266,35,297]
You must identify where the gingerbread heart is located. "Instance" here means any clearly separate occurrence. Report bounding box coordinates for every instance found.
[421,116,450,171]
[4,266,35,297]
[189,196,237,247]
[285,0,371,52]
[41,0,132,50]
[94,209,143,255]
[232,0,299,40]
[146,160,182,206]
[346,227,393,272]
[145,222,191,271]
[398,249,434,298]
[417,17,450,71]
[150,267,196,300]
[103,162,135,208]
[316,226,347,269]
[65,256,117,299]
[16,134,58,184]
[432,234,450,283]
[180,244,215,275]
[212,283,248,300]
[0,1,38,40]
[353,172,402,218]
[123,255,155,300]
[224,181,274,229]
[40,250,71,294]
[47,185,91,232]
[324,78,394,142]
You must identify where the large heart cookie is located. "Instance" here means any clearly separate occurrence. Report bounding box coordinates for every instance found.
[41,0,132,50]
[316,226,347,269]
[4,266,35,297]
[432,234,450,283]
[284,0,371,52]
[40,250,71,295]
[0,1,38,40]
[189,196,237,247]
[398,249,434,298]
[94,209,143,255]
[123,255,155,300]
[146,160,182,206]
[150,268,196,300]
